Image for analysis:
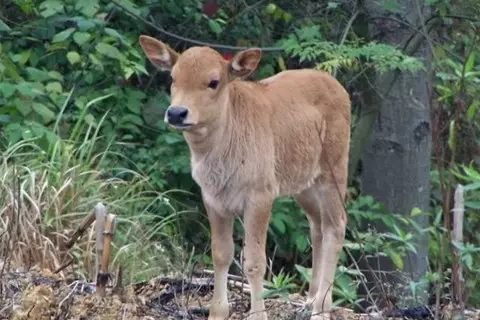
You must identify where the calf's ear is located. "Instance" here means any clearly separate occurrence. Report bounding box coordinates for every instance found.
[228,48,262,79]
[139,35,179,71]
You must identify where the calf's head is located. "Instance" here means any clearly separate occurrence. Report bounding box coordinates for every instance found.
[139,35,262,131]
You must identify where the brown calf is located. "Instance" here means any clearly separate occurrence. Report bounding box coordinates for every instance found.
[139,35,351,320]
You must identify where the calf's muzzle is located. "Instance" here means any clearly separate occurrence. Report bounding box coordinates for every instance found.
[166,105,189,127]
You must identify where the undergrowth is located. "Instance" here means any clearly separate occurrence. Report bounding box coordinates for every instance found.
[0,107,188,285]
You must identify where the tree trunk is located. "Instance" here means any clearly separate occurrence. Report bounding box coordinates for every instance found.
[358,0,433,308]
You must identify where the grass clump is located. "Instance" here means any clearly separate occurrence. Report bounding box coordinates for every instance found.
[0,111,187,284]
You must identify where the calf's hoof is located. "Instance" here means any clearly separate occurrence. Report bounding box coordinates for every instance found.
[247,310,268,320]
[310,310,331,320]
[208,303,229,320]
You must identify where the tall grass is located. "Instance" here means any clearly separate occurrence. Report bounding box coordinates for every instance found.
[0,94,187,284]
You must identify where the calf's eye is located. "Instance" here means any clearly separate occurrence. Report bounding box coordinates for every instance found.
[208,80,219,89]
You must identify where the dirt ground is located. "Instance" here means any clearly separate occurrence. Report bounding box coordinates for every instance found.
[2,267,479,320]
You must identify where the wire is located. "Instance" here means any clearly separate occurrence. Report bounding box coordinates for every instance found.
[111,0,285,52]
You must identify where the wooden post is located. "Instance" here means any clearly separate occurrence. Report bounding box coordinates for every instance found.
[451,184,465,315]
[96,213,116,297]
[94,203,107,285]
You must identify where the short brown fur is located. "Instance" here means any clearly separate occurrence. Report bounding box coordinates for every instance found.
[139,35,351,320]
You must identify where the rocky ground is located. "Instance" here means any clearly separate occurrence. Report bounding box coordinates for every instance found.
[1,267,479,320]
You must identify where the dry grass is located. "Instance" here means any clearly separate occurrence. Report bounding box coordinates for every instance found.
[0,114,187,285]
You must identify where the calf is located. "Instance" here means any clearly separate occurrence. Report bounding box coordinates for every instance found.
[139,35,351,320]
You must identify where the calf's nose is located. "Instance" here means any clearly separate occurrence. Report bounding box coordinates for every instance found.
[166,106,189,125]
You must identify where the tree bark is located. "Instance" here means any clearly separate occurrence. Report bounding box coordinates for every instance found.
[358,0,433,308]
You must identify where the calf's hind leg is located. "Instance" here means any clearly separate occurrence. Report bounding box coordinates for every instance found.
[295,179,347,320]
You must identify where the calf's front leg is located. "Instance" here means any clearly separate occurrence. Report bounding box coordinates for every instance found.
[206,205,234,320]
[243,197,273,320]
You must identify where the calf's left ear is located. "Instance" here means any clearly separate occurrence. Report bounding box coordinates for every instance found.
[228,48,262,79]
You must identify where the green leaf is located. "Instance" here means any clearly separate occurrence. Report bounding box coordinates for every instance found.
[16,83,43,97]
[45,130,58,145]
[96,43,124,60]
[22,128,34,140]
[26,67,51,82]
[76,18,96,31]
[67,51,81,64]
[39,0,65,17]
[272,218,286,233]
[45,81,62,93]
[52,27,75,43]
[465,201,480,209]
[0,55,22,80]
[0,115,10,124]
[163,134,183,144]
[120,114,144,126]
[294,265,312,283]
[467,100,479,121]
[410,207,422,216]
[73,31,91,45]
[327,2,339,8]
[75,0,99,17]
[386,249,404,270]
[104,28,128,44]
[4,123,23,143]
[0,18,11,32]
[0,83,16,98]
[113,0,141,16]
[84,114,96,127]
[48,71,64,81]
[463,181,480,192]
[447,120,455,151]
[295,235,308,252]
[19,49,32,65]
[14,98,32,116]
[208,19,222,35]
[264,3,277,14]
[33,102,56,123]
[283,12,293,23]
[464,52,476,73]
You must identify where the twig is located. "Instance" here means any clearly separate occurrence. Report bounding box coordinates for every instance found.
[112,264,124,296]
[229,0,267,23]
[333,7,360,78]
[57,280,79,314]
[65,210,96,249]
[53,258,74,274]
[200,269,246,282]
[111,0,284,52]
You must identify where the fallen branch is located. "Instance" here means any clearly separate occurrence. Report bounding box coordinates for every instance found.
[65,210,96,249]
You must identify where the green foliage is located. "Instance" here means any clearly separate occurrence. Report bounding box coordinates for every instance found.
[429,10,480,306]
[263,269,298,300]
[280,25,425,74]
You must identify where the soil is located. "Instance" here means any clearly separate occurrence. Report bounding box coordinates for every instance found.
[1,267,479,320]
